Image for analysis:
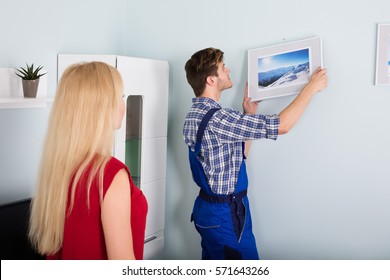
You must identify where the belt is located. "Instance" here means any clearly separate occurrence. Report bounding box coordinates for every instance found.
[199,189,247,204]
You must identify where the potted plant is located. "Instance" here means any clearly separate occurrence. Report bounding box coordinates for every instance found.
[15,63,46,98]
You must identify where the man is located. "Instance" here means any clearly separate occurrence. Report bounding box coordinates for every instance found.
[183,47,327,260]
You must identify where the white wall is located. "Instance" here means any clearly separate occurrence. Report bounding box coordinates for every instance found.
[125,0,390,259]
[0,0,126,203]
[1,0,390,260]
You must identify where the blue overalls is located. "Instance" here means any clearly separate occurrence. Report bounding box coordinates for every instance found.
[189,108,259,260]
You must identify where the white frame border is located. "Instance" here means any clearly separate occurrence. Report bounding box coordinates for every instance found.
[375,23,390,85]
[248,37,323,101]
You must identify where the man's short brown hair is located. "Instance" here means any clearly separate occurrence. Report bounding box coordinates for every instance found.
[184,48,224,97]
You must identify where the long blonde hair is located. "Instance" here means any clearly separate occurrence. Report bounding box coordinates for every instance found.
[28,62,124,255]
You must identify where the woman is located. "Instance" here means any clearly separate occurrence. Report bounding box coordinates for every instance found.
[28,62,147,260]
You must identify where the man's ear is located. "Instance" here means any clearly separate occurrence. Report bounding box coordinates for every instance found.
[206,75,215,86]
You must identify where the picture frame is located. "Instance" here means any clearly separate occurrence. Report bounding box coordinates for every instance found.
[248,37,323,101]
[375,23,390,85]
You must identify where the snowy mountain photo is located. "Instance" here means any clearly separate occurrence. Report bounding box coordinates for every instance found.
[258,62,310,88]
[258,48,310,89]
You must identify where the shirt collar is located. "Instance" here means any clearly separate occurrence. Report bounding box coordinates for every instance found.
[192,97,222,109]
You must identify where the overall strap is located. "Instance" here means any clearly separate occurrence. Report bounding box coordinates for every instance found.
[194,108,220,154]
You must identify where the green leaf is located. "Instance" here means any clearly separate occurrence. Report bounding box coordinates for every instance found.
[14,63,46,80]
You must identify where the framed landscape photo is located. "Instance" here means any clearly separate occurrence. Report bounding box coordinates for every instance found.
[375,23,390,85]
[248,37,323,101]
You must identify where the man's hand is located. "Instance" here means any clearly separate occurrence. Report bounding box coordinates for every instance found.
[304,67,328,95]
[242,82,260,115]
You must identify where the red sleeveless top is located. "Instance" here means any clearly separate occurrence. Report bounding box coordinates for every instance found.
[48,157,148,260]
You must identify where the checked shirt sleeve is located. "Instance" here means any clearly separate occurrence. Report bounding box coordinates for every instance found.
[210,108,279,143]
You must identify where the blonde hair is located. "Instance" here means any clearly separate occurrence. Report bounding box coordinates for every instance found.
[28,62,124,255]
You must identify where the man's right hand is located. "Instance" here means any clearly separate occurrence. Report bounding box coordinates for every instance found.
[242,82,260,115]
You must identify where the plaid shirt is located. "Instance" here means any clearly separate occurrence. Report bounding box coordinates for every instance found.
[183,97,280,195]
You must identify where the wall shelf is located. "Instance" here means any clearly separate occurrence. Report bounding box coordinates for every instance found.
[0,67,51,109]
[0,97,53,109]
